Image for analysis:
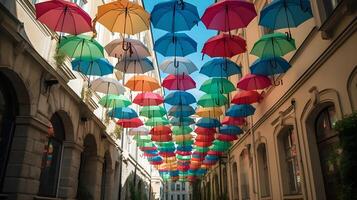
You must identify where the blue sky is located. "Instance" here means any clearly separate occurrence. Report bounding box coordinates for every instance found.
[142,0,216,106]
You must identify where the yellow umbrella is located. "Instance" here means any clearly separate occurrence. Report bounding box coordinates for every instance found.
[125,75,160,92]
[96,0,150,35]
[196,107,223,118]
[173,134,193,142]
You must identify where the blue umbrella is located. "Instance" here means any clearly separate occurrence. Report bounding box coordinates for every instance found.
[205,155,219,161]
[250,57,291,76]
[199,58,242,77]
[168,105,195,117]
[196,118,221,128]
[148,156,163,162]
[154,33,197,57]
[71,58,113,76]
[158,146,176,152]
[151,0,200,32]
[108,107,138,119]
[177,145,193,152]
[170,170,179,177]
[170,117,195,126]
[219,125,243,135]
[226,104,256,117]
[165,91,196,105]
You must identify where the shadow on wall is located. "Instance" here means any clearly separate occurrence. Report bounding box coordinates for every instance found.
[121,172,154,200]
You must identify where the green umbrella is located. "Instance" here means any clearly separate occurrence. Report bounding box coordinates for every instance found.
[140,106,166,118]
[172,126,193,134]
[197,93,228,107]
[99,94,131,108]
[137,141,155,147]
[156,141,175,147]
[145,117,169,126]
[176,155,191,161]
[200,78,235,94]
[133,135,151,142]
[250,32,296,58]
[175,140,194,146]
[195,146,209,153]
[59,35,104,61]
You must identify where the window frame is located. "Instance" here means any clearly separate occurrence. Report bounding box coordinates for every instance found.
[256,143,271,198]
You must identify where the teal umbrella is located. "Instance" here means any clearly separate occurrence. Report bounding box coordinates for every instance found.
[59,35,104,61]
[99,94,131,108]
[139,106,166,118]
[200,78,235,94]
[145,117,169,126]
[197,93,228,107]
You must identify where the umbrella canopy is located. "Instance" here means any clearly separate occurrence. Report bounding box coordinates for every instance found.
[160,57,197,75]
[177,145,193,152]
[170,117,195,126]
[200,58,242,77]
[202,0,257,31]
[250,57,291,76]
[232,90,262,104]
[35,0,92,35]
[200,78,235,94]
[59,35,104,61]
[125,75,161,92]
[168,105,195,118]
[226,104,256,117]
[98,94,131,108]
[108,107,138,119]
[217,134,238,141]
[202,33,246,58]
[151,0,200,32]
[150,126,172,135]
[140,106,167,118]
[195,146,209,152]
[195,142,212,148]
[219,125,243,135]
[129,127,149,136]
[237,74,272,90]
[195,135,215,142]
[96,0,150,35]
[71,58,113,76]
[145,117,170,126]
[154,33,197,57]
[116,118,143,128]
[197,93,228,107]
[196,107,223,118]
[116,58,154,74]
[172,126,193,134]
[194,127,216,135]
[133,92,164,106]
[221,116,246,126]
[105,38,150,59]
[196,118,221,128]
[162,74,196,91]
[173,134,193,142]
[152,134,172,142]
[165,91,196,105]
[91,77,126,95]
[251,32,296,58]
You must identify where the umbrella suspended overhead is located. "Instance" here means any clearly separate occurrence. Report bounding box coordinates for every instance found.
[140,106,167,118]
[168,105,195,118]
[162,74,196,91]
[219,125,243,135]
[105,38,151,59]
[170,117,195,126]
[196,107,223,118]
[125,75,161,92]
[133,92,164,106]
[151,0,200,32]
[71,58,113,77]
[196,118,221,128]
[91,77,126,95]
[172,126,193,135]
[116,57,154,74]
[165,91,196,105]
[99,94,131,108]
[160,57,197,75]
[151,126,172,135]
[129,127,149,136]
[250,57,291,76]
[154,33,197,57]
[117,118,143,128]
[237,74,272,91]
[202,33,246,58]
[222,116,246,126]
[201,0,257,31]
[108,107,138,119]
[200,58,241,77]
[59,35,104,61]
[197,93,228,107]
[145,117,170,126]
[226,104,256,118]
[200,78,235,94]
[232,90,262,104]
[194,127,216,135]
[35,0,92,35]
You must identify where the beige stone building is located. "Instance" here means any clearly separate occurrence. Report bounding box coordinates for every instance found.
[199,0,356,200]
[0,0,162,199]
[162,181,192,200]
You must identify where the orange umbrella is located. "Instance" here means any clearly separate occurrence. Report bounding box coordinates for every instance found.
[125,75,160,92]
[196,107,223,118]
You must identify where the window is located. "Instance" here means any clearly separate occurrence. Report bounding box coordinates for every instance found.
[222,167,228,195]
[176,183,180,191]
[171,183,175,191]
[171,195,173,200]
[240,150,250,200]
[182,194,185,200]
[182,182,185,191]
[231,162,239,200]
[177,194,180,200]
[213,174,219,199]
[257,143,270,197]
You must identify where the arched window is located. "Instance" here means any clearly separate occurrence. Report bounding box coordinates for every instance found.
[222,167,228,195]
[38,113,65,197]
[213,174,219,199]
[231,162,239,200]
[257,143,270,197]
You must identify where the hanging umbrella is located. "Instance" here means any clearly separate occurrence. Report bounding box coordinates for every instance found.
[200,58,241,77]
[176,151,192,156]
[221,116,246,126]
[251,32,296,58]
[116,58,154,74]
[129,127,149,136]
[152,135,173,142]
[202,33,246,58]
[116,118,143,128]
[237,74,272,90]
[250,57,291,76]
[219,125,243,135]
[160,57,197,75]
[108,107,138,119]
[151,0,199,32]
[168,105,195,118]
[259,0,313,37]
[150,126,172,135]
[195,135,215,142]
[145,117,169,126]
[105,38,151,59]
[162,74,196,91]
[176,140,194,146]
[196,118,221,128]
[165,91,196,105]
[201,0,257,31]
[232,90,262,104]
[194,127,216,135]
[173,134,193,142]
[170,117,195,126]
[71,58,113,77]
[177,145,193,152]
[98,94,131,108]
[217,134,238,141]
[140,106,167,118]
[200,78,235,94]
[59,35,104,61]
[96,0,150,35]
[91,77,126,95]
[226,104,256,117]
[133,92,163,106]
[195,142,212,148]
[125,75,161,92]
[196,107,223,118]
[133,135,151,142]
[197,93,228,107]
[172,126,193,135]
[35,0,92,35]
[154,33,197,57]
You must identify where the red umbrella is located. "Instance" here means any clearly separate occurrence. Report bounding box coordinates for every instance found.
[195,135,215,142]
[237,74,272,90]
[202,33,246,58]
[144,152,158,157]
[195,141,212,147]
[150,161,163,165]
[217,134,238,141]
[133,92,164,106]
[116,118,143,128]
[140,146,157,151]
[232,90,262,104]
[35,0,92,35]
[194,127,216,135]
[207,150,223,156]
[159,152,176,157]
[222,116,246,126]
[162,74,196,91]
[150,126,172,135]
[202,0,257,32]
[151,134,172,142]
[178,165,190,171]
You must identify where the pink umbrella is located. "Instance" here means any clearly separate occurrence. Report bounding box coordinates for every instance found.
[202,0,257,32]
[35,0,92,35]
[133,92,164,106]
[231,90,262,104]
[202,33,246,58]
[237,74,272,91]
[162,74,196,91]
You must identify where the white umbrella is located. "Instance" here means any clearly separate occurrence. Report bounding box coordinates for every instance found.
[91,77,126,95]
[160,57,197,75]
[105,38,151,59]
[129,127,149,136]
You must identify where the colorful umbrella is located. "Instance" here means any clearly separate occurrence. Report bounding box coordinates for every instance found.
[219,125,243,135]
[195,135,215,142]
[140,106,167,118]
[177,145,193,152]
[125,75,161,92]
[160,57,197,75]
[152,135,172,142]
[59,35,104,61]
[129,127,149,136]
[116,58,154,74]
[168,105,195,118]
[145,117,170,126]
[162,74,196,91]
[173,134,193,142]
[250,57,291,76]
[202,33,246,58]
[165,91,196,105]
[133,92,164,106]
[35,0,92,35]
[217,134,238,141]
[154,33,197,57]
[226,104,256,117]
[116,118,143,128]
[108,107,138,119]
[91,77,126,95]
[200,78,235,94]
[170,117,195,126]
[232,90,262,104]
[237,74,272,90]
[201,0,257,31]
[196,107,223,118]
[221,116,246,126]
[150,126,172,135]
[71,58,113,76]
[98,94,131,108]
[172,126,193,135]
[194,127,216,135]
[200,58,242,77]
[196,118,221,128]
[197,93,228,107]
[105,38,150,59]
[151,0,200,32]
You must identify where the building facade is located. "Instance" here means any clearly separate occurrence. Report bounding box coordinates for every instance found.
[0,0,162,199]
[200,0,356,200]
[162,181,192,200]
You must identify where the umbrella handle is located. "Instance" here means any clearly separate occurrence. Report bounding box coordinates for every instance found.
[174,57,180,68]
[299,0,309,12]
[177,0,185,10]
[214,98,220,106]
[92,16,98,39]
